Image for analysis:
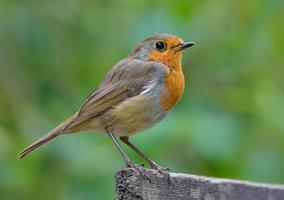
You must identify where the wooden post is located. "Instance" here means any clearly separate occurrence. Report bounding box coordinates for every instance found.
[115,168,284,200]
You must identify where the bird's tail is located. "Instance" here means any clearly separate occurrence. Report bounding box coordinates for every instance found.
[17,113,78,159]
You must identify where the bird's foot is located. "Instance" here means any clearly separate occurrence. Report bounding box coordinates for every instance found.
[150,162,173,185]
[126,162,151,182]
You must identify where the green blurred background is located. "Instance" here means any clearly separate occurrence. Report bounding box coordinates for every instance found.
[1,0,284,199]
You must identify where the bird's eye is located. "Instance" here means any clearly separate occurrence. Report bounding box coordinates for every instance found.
[154,41,166,51]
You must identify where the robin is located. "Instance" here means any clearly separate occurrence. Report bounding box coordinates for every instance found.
[18,33,194,172]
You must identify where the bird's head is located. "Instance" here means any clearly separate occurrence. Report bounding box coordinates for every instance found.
[131,33,194,70]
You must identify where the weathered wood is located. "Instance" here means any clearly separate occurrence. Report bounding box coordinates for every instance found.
[115,168,284,200]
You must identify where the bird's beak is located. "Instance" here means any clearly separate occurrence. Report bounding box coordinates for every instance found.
[173,42,195,52]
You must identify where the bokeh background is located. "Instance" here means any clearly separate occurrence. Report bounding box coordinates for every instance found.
[1,0,284,199]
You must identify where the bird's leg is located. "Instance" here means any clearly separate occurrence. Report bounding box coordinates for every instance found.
[120,136,173,184]
[106,131,134,167]
[106,132,150,181]
[120,136,158,168]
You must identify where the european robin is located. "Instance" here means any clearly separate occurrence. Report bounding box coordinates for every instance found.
[18,33,194,171]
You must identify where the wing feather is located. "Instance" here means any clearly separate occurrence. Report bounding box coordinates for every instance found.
[68,58,166,129]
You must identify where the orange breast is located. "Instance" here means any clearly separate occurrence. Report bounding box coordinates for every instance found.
[161,68,185,110]
[147,38,185,110]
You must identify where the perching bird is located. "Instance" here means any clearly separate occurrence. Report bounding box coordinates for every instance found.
[18,33,194,171]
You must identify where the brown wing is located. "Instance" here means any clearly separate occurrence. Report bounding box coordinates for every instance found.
[68,58,166,128]
[17,58,166,159]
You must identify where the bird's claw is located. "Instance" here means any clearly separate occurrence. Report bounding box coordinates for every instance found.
[150,164,174,185]
[126,162,151,183]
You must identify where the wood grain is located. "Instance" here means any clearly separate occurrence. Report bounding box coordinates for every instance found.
[115,168,284,200]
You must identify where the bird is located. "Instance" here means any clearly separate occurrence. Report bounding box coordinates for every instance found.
[17,33,194,171]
